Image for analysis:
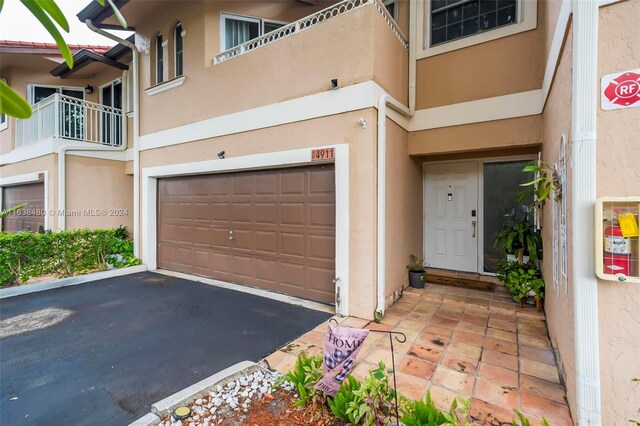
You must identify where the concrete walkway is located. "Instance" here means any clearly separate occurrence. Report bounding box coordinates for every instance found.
[265,283,572,426]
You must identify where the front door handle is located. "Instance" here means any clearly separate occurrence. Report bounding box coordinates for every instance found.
[471,221,476,238]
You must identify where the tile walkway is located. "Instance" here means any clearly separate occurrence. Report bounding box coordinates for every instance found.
[265,283,573,426]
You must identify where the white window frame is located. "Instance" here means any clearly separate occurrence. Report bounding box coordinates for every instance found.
[155,32,164,85]
[220,13,289,52]
[27,83,84,104]
[0,78,7,131]
[383,0,398,21]
[418,0,537,59]
[174,22,184,77]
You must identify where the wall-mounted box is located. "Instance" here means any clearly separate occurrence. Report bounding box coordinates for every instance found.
[596,197,640,283]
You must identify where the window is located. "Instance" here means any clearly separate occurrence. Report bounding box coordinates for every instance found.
[174,22,184,77]
[430,0,517,46]
[383,0,398,20]
[100,79,123,146]
[155,33,164,84]
[28,85,83,104]
[221,14,288,51]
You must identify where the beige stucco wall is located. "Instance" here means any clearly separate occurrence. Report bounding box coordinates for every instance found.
[384,118,423,303]
[135,1,406,135]
[540,23,576,420]
[141,109,378,319]
[415,1,545,109]
[595,1,640,423]
[408,115,543,156]
[65,156,133,231]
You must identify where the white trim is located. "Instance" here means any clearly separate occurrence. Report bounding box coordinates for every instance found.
[155,270,335,314]
[0,265,148,299]
[140,81,392,150]
[0,139,133,165]
[0,170,49,231]
[417,0,537,59]
[142,145,350,316]
[174,21,184,78]
[409,89,542,131]
[144,76,186,97]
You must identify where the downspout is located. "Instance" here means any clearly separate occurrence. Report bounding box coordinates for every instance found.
[85,19,140,258]
[375,1,418,318]
[571,0,601,424]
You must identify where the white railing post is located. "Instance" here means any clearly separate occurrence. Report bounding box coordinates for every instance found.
[54,93,60,138]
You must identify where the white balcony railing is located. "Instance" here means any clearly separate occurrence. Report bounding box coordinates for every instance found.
[15,93,123,148]
[214,0,408,64]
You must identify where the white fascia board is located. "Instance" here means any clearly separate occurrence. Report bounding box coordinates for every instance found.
[409,89,543,131]
[140,81,386,151]
[0,140,132,165]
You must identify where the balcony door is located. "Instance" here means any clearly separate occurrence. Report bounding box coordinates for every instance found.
[30,85,84,140]
[100,80,122,146]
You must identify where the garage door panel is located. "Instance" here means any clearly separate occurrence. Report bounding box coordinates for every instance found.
[2,182,45,233]
[158,164,335,304]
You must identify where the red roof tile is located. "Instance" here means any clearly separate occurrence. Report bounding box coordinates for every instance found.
[0,40,112,55]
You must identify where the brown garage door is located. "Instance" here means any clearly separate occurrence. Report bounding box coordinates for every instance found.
[2,182,45,233]
[157,164,336,304]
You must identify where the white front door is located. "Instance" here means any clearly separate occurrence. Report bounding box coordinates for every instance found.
[424,162,478,272]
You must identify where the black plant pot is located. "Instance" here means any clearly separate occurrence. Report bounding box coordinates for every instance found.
[408,270,426,289]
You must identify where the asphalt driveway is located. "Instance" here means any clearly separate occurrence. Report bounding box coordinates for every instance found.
[0,272,331,425]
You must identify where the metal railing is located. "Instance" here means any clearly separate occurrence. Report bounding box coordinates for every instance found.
[214,0,408,64]
[15,93,123,148]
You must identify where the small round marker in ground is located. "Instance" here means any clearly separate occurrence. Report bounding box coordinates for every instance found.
[172,406,191,420]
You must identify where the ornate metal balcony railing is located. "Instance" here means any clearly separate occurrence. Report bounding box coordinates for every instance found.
[15,93,123,148]
[214,0,408,64]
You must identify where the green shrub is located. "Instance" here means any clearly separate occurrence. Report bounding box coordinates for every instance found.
[0,226,139,286]
[327,375,361,423]
[401,392,449,426]
[346,362,397,426]
[275,351,324,407]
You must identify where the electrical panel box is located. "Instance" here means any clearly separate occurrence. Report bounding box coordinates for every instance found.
[596,197,640,283]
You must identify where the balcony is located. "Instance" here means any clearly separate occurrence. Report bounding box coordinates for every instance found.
[15,93,123,149]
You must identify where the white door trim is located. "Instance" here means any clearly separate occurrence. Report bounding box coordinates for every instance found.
[0,170,49,231]
[142,144,350,316]
[423,155,537,274]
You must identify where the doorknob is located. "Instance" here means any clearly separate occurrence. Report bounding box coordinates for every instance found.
[471,221,476,238]
[228,230,234,240]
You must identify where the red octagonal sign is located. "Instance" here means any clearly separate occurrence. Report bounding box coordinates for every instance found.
[601,68,640,111]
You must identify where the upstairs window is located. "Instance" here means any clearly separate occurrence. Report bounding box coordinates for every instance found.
[383,0,398,20]
[174,22,184,77]
[221,14,288,51]
[430,0,517,46]
[155,33,164,84]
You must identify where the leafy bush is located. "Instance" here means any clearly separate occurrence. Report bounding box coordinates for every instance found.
[401,392,449,426]
[346,362,397,426]
[0,226,139,286]
[496,260,544,302]
[327,375,361,423]
[275,351,324,408]
[511,410,550,426]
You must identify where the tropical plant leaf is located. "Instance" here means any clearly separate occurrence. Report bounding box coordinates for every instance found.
[0,80,32,118]
[106,0,128,28]
[20,0,73,68]
[33,0,69,31]
[522,165,542,172]
[0,0,4,13]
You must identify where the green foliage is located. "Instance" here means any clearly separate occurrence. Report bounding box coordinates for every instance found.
[401,392,449,426]
[407,254,428,271]
[275,351,324,408]
[327,375,361,423]
[518,160,561,211]
[0,227,139,287]
[511,410,550,426]
[496,260,544,302]
[346,362,397,426]
[0,203,27,219]
[494,219,542,261]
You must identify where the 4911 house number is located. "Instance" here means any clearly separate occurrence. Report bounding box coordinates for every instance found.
[311,148,335,161]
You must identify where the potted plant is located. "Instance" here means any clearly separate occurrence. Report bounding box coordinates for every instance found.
[406,255,428,289]
[496,260,544,310]
[494,218,542,264]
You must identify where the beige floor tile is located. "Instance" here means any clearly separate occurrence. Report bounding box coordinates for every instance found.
[448,341,482,360]
[407,343,444,364]
[431,366,475,395]
[427,385,460,412]
[398,357,437,381]
[520,358,560,384]
[396,372,429,401]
